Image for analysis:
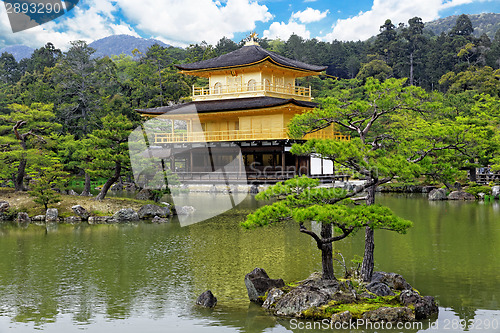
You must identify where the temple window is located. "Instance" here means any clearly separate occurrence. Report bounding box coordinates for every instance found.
[213,82,222,94]
[263,79,270,91]
[248,79,256,91]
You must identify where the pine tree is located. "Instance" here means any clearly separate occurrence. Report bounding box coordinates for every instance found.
[0,103,61,191]
[86,113,134,201]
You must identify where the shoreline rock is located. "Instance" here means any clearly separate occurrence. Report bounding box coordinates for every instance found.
[138,204,170,219]
[16,212,30,225]
[428,188,447,201]
[88,216,113,224]
[447,191,475,200]
[0,201,9,212]
[72,205,90,220]
[112,208,139,222]
[45,208,59,223]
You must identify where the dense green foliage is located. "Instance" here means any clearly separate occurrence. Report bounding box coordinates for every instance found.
[0,14,499,210]
[244,176,412,234]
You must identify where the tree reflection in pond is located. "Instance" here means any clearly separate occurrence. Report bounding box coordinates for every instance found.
[0,193,499,332]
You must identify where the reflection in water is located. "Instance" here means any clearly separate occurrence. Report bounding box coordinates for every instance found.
[0,193,499,332]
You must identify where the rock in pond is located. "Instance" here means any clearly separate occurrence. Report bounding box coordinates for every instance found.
[245,268,285,303]
[253,270,437,322]
[262,288,285,310]
[196,290,217,308]
[363,306,415,322]
[366,282,395,296]
[72,205,90,220]
[138,204,170,219]
[399,289,439,320]
[371,271,413,291]
[428,188,447,200]
[448,191,475,200]
[273,279,341,317]
[332,311,352,324]
[112,208,139,222]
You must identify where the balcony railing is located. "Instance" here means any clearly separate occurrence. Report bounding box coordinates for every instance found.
[192,82,311,100]
[154,128,350,144]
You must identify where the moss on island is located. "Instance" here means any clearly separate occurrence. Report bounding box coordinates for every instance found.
[246,269,438,325]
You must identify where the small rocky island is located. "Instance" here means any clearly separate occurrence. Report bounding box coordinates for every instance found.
[245,268,438,324]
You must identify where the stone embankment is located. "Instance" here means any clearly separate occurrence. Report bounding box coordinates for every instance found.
[0,201,196,225]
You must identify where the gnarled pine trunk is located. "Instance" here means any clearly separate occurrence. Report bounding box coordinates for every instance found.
[361,184,376,282]
[80,172,92,196]
[14,158,27,191]
[320,222,335,280]
[95,162,121,201]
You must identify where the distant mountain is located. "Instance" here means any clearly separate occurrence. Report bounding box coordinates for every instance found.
[89,34,170,59]
[425,13,500,40]
[0,45,34,61]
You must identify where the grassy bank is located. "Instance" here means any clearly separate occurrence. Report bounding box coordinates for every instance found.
[0,188,157,217]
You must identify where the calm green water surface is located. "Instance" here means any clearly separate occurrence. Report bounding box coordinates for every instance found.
[0,193,499,332]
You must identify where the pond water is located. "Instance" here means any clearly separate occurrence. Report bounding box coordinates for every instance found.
[0,193,499,332]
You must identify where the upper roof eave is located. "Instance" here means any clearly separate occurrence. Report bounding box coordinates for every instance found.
[135,97,318,116]
[175,45,327,73]
[177,57,326,77]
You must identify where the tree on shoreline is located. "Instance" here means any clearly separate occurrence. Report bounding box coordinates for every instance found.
[0,103,61,191]
[87,113,134,201]
[28,157,68,210]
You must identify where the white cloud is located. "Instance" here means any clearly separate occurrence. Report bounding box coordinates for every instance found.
[263,6,330,40]
[321,0,490,42]
[0,0,138,49]
[291,7,329,24]
[0,0,272,50]
[441,0,475,9]
[118,0,272,45]
[263,20,311,40]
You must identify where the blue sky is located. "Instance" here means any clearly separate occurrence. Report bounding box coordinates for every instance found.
[0,0,499,50]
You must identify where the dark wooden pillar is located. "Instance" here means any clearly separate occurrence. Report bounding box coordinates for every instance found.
[281,150,285,177]
[190,150,193,172]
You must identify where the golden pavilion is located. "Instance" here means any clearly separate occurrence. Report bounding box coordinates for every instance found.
[136,36,348,183]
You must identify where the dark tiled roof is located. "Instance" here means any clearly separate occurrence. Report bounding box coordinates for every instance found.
[136,97,318,115]
[176,45,327,72]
